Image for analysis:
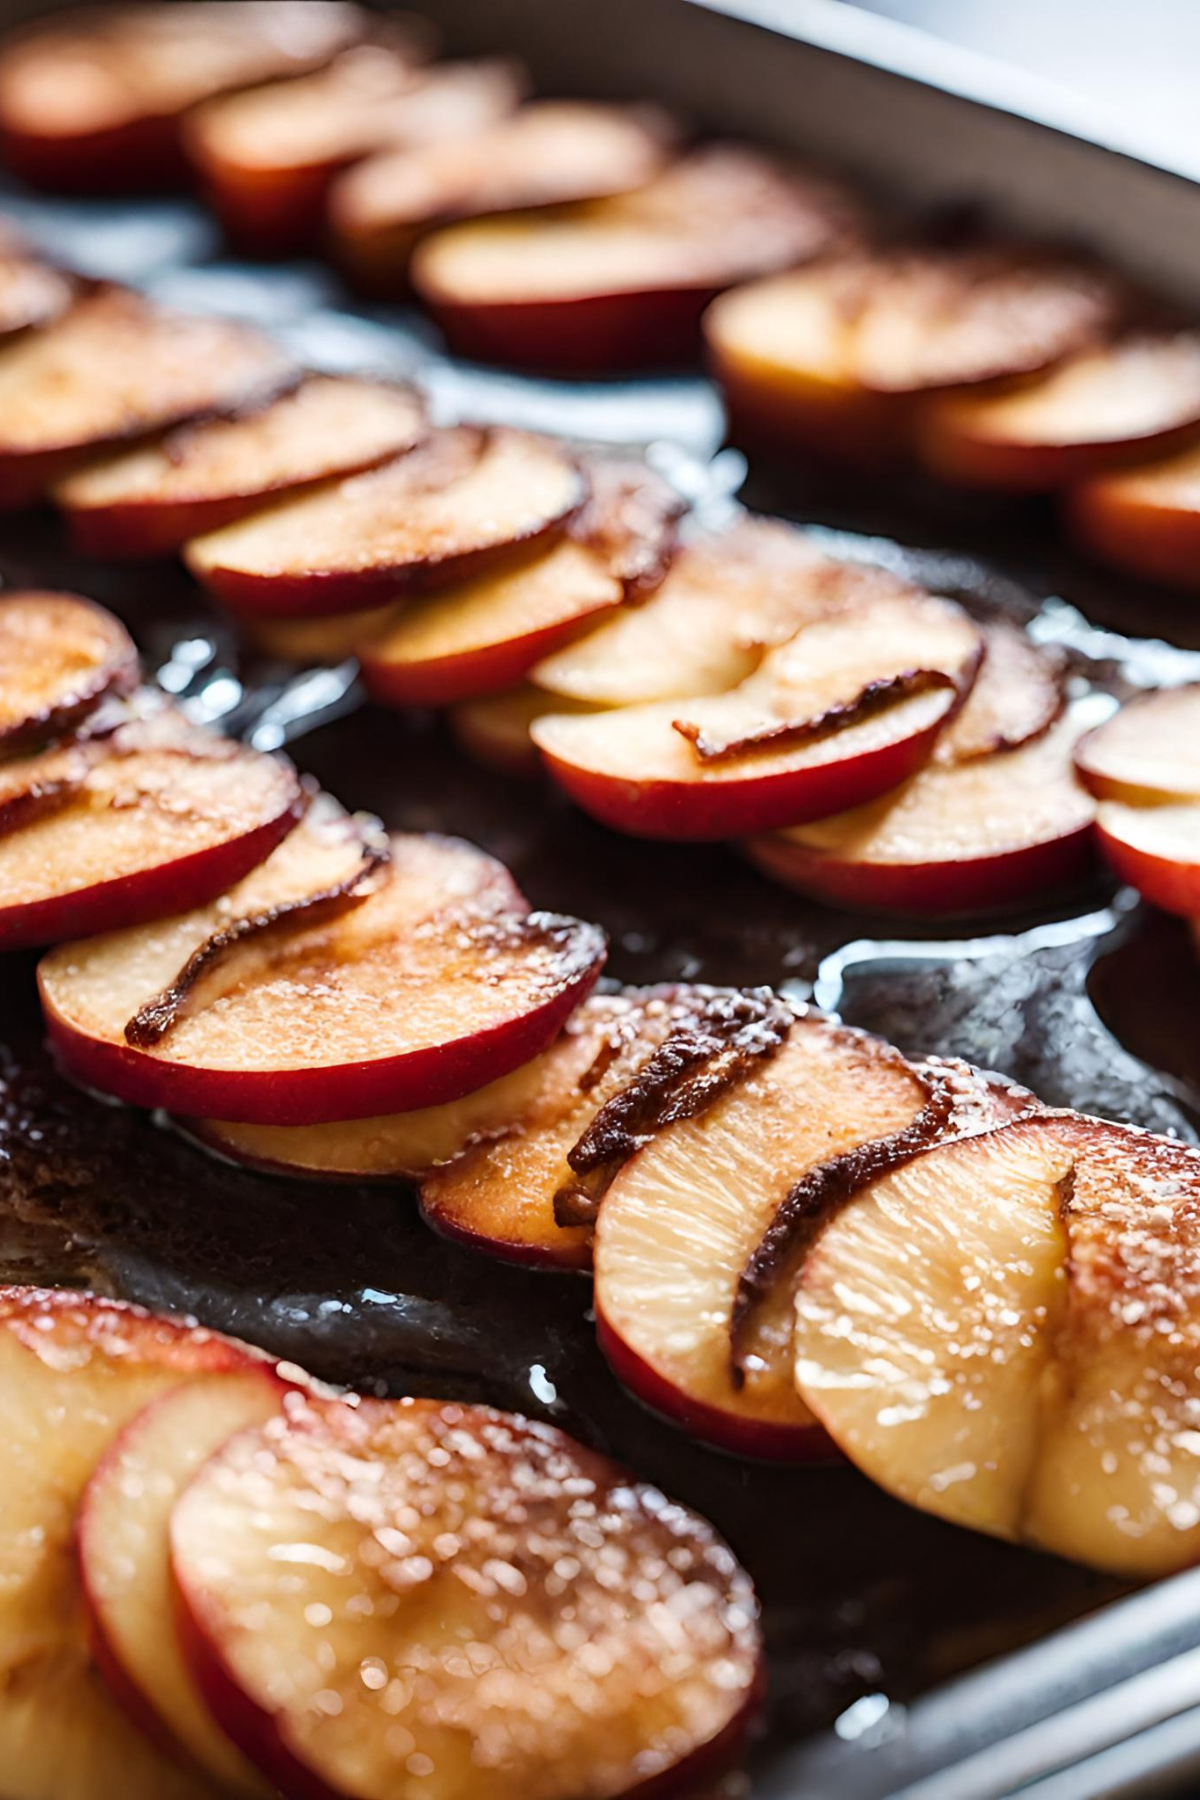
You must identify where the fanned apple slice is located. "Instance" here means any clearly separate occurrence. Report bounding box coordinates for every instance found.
[918,329,1200,490]
[41,830,605,1123]
[748,709,1096,914]
[0,2,370,192]
[1075,687,1200,804]
[57,376,428,559]
[1066,440,1200,591]
[79,1372,289,1796]
[450,683,599,778]
[0,287,297,509]
[0,237,74,339]
[1095,798,1200,914]
[357,458,682,706]
[172,1392,762,1800]
[0,1286,268,1800]
[595,1032,1031,1460]
[412,144,860,372]
[533,592,982,840]
[934,620,1064,765]
[794,1113,1200,1577]
[186,425,585,616]
[0,713,306,951]
[0,591,137,751]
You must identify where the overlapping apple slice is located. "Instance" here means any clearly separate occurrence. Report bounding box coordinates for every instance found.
[596,1027,1034,1459]
[0,286,297,509]
[1094,800,1200,915]
[186,425,585,616]
[1066,440,1200,590]
[357,457,682,706]
[0,708,306,950]
[412,144,860,372]
[0,1,369,192]
[41,824,605,1123]
[533,589,982,839]
[794,1112,1200,1577]
[0,590,137,751]
[0,228,74,339]
[56,376,428,559]
[328,97,678,296]
[917,328,1200,490]
[1073,688,1200,914]
[171,1391,762,1800]
[450,683,599,779]
[705,245,1124,465]
[0,1286,271,1800]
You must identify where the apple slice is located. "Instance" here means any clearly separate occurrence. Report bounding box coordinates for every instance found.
[595,1029,1032,1460]
[327,98,678,296]
[0,234,74,339]
[1075,687,1200,804]
[794,1112,1200,1577]
[748,708,1095,915]
[0,591,138,751]
[0,713,307,951]
[1065,440,1200,590]
[917,329,1200,490]
[0,1285,268,1800]
[172,1391,762,1800]
[186,425,585,617]
[357,458,682,707]
[934,620,1065,764]
[532,591,982,840]
[1095,798,1200,915]
[449,683,599,779]
[56,376,428,559]
[0,287,297,510]
[0,2,369,192]
[41,829,605,1123]
[80,1372,288,1795]
[706,246,1123,465]
[411,143,860,372]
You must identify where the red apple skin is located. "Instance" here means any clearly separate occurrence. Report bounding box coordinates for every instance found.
[359,605,616,709]
[205,162,344,259]
[1095,820,1200,915]
[0,796,306,953]
[41,927,606,1124]
[67,491,278,561]
[0,114,190,194]
[708,341,910,471]
[417,1191,593,1273]
[746,819,1097,916]
[425,285,730,376]
[595,1309,834,1463]
[538,711,951,842]
[916,410,1200,494]
[1065,481,1200,592]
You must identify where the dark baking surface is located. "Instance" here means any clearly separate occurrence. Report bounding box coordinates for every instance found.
[1,190,1199,1787]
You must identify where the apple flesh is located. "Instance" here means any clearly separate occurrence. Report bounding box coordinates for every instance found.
[449,683,599,779]
[794,1113,1200,1577]
[1066,440,1200,590]
[40,829,606,1123]
[186,425,585,616]
[56,376,428,559]
[917,329,1200,490]
[0,233,74,339]
[0,713,306,951]
[79,1372,288,1795]
[171,1391,762,1800]
[0,590,137,751]
[933,619,1064,764]
[1095,797,1200,915]
[0,287,297,510]
[0,2,368,192]
[532,591,982,840]
[0,1285,267,1800]
[411,143,860,372]
[747,709,1096,915]
[1074,686,1200,804]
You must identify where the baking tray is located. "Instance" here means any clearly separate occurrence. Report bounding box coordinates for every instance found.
[2,3,1200,1797]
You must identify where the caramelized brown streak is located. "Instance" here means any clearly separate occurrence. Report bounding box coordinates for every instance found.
[672,668,956,764]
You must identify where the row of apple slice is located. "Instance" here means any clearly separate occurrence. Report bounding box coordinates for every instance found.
[0,1285,760,1800]
[1075,684,1200,917]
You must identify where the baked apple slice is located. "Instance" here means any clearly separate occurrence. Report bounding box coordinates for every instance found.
[357,458,682,706]
[41,829,605,1123]
[794,1113,1200,1577]
[57,376,428,559]
[0,232,74,339]
[328,97,677,296]
[706,245,1123,466]
[0,287,297,510]
[0,590,137,751]
[918,329,1200,490]
[449,683,599,779]
[0,2,369,192]
[172,1392,762,1800]
[411,144,860,372]
[1066,441,1200,590]
[0,1286,268,1800]
[747,709,1095,915]
[79,1372,289,1795]
[1095,798,1200,915]
[186,425,585,616]
[596,1030,1031,1460]
[1075,686,1200,804]
[532,591,982,840]
[933,619,1065,764]
[0,712,306,951]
